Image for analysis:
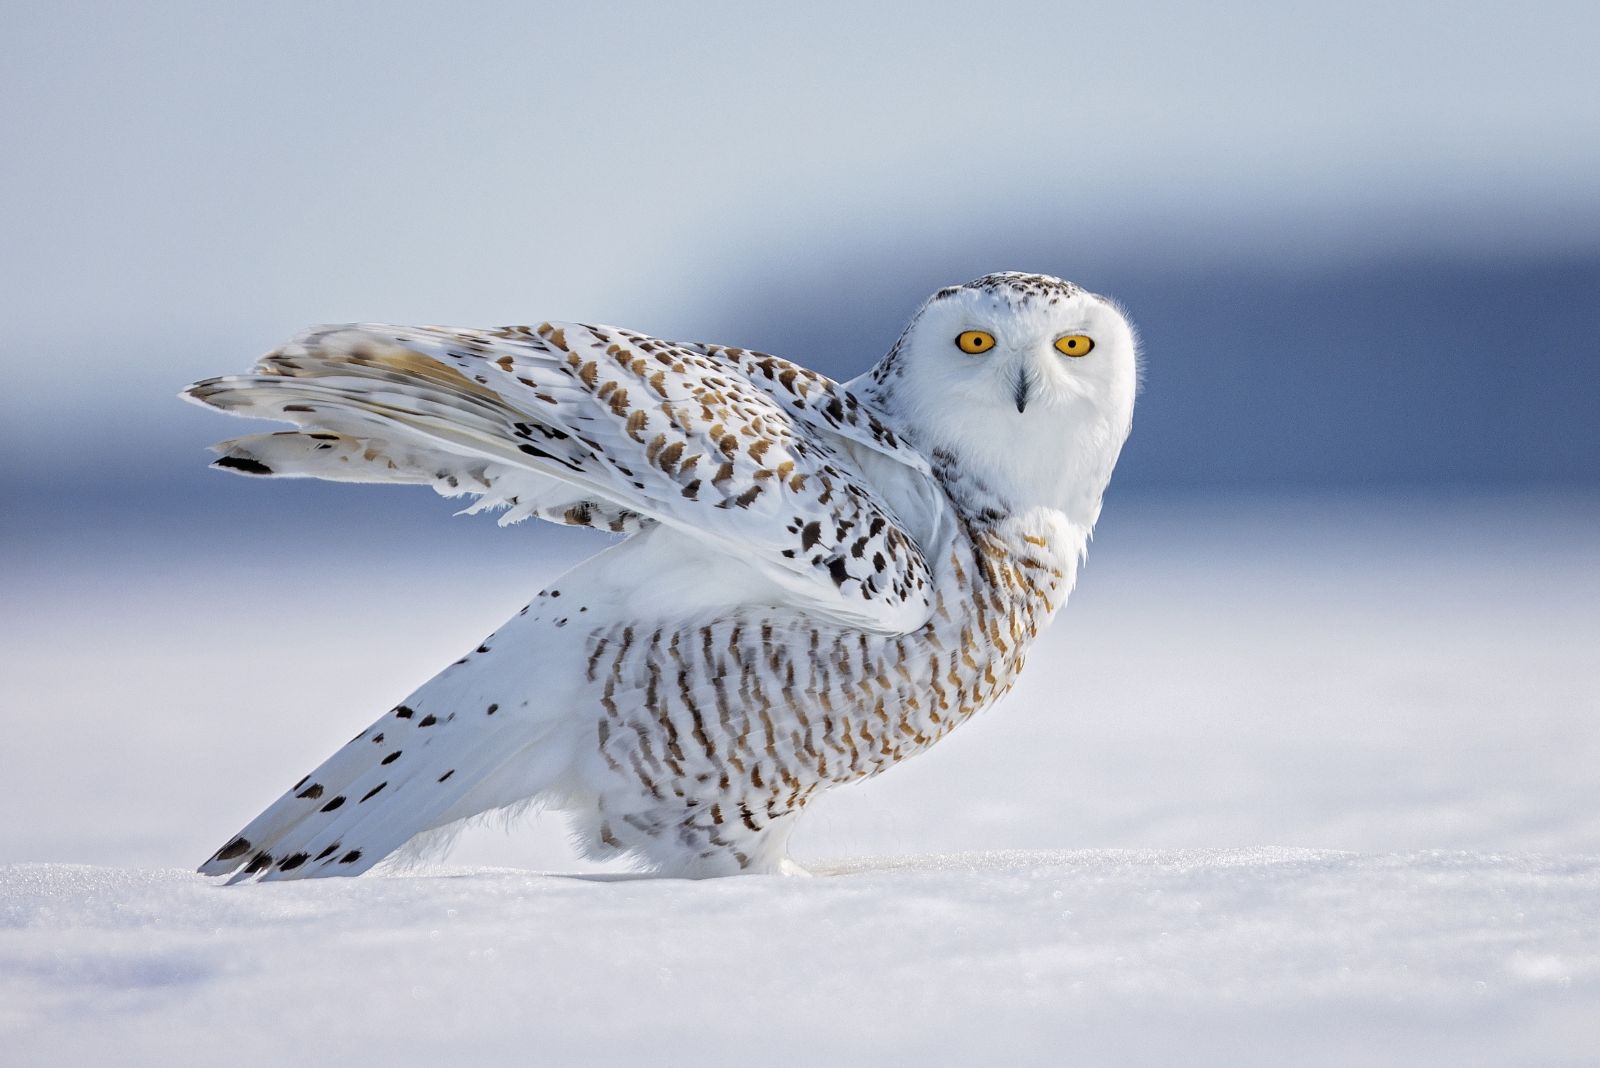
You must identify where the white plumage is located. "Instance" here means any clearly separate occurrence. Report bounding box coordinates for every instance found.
[187,272,1138,880]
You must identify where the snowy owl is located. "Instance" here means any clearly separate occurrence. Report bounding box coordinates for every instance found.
[186,271,1137,881]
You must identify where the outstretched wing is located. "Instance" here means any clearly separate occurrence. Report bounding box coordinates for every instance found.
[186,322,943,633]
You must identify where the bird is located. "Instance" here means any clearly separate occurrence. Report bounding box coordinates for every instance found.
[185,271,1138,882]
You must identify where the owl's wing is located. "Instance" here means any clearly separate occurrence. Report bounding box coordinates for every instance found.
[679,341,947,554]
[185,322,943,634]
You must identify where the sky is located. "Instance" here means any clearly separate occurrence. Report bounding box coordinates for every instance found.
[2,0,1598,517]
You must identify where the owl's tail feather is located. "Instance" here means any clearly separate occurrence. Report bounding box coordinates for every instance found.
[199,645,579,883]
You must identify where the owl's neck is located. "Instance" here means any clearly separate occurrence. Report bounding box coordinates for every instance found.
[932,449,1093,580]
[854,372,1125,534]
[924,415,1120,539]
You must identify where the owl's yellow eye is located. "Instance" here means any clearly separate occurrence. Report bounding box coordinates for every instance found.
[956,330,996,355]
[1054,334,1094,357]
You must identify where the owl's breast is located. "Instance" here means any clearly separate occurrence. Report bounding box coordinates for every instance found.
[578,508,1075,803]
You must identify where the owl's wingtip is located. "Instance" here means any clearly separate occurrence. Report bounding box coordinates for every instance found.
[211,455,275,476]
[179,380,222,411]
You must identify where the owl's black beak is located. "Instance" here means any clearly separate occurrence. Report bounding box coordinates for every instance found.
[1013,369,1031,414]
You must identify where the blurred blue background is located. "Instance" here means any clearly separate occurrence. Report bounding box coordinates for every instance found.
[3,0,1597,546]
[3,1,1599,875]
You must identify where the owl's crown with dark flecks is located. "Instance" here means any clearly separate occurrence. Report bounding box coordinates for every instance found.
[936,272,1082,303]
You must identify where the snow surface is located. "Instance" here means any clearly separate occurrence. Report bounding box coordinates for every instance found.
[4,852,1599,1066]
[3,492,1598,1063]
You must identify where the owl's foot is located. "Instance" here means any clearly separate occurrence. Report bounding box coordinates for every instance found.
[776,856,813,877]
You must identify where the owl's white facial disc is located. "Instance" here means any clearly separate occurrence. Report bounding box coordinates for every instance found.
[858,272,1139,524]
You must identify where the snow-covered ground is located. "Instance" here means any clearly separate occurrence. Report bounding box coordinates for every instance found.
[5,851,1597,1066]
[3,491,1598,1063]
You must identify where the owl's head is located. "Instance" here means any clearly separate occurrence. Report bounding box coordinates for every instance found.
[854,272,1139,525]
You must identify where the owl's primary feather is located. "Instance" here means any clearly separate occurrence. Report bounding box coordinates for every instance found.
[187,272,1137,880]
